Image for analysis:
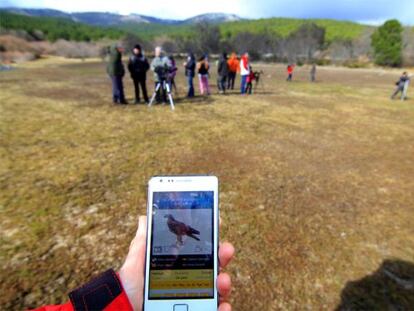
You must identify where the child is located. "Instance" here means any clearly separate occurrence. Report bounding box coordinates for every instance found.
[286,64,295,82]
[245,66,255,94]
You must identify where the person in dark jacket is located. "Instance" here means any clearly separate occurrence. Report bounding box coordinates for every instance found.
[107,43,127,104]
[183,53,196,98]
[168,55,178,94]
[217,53,229,94]
[128,44,149,104]
[310,63,317,82]
[391,72,410,100]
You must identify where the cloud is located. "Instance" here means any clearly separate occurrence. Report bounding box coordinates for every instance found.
[238,0,414,25]
[2,0,414,24]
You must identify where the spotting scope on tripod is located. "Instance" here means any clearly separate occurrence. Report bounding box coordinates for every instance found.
[148,66,175,110]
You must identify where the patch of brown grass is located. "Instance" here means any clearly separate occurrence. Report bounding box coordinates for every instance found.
[1,59,413,310]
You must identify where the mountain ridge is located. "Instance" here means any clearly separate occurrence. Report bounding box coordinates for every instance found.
[0,7,244,26]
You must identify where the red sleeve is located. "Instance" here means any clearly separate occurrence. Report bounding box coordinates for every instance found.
[32,302,73,311]
[31,270,133,311]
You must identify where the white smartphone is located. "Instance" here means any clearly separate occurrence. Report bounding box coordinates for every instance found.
[144,175,219,311]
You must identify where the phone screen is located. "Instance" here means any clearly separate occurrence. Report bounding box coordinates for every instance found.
[149,191,214,299]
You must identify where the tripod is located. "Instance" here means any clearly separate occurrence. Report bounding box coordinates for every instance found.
[148,79,175,110]
[254,71,265,93]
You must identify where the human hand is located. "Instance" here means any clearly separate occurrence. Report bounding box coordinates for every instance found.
[119,216,235,311]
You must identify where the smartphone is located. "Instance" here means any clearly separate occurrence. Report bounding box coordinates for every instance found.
[144,175,219,311]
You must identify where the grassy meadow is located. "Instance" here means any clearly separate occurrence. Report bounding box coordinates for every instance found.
[0,57,414,310]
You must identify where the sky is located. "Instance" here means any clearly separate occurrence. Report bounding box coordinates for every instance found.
[1,0,413,25]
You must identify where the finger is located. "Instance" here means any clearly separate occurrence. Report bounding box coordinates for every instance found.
[218,302,232,311]
[217,272,231,299]
[219,242,235,269]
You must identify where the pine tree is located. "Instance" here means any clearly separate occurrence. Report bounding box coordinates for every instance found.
[371,19,403,67]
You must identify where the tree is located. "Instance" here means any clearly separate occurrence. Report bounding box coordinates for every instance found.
[229,31,280,60]
[284,23,325,62]
[122,33,149,53]
[371,19,403,67]
[194,22,221,54]
[176,22,221,54]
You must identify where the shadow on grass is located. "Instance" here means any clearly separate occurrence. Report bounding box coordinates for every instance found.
[336,259,414,310]
[173,95,216,105]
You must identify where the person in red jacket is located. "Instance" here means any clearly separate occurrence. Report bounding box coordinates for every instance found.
[33,216,235,311]
[286,64,295,82]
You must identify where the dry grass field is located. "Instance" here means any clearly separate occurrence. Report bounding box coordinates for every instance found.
[1,57,414,310]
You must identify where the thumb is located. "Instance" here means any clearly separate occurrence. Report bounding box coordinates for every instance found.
[122,216,147,273]
[119,216,147,311]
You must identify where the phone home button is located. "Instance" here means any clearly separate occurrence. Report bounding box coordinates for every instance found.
[173,304,188,311]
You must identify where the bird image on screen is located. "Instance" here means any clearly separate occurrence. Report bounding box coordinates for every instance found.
[164,214,200,245]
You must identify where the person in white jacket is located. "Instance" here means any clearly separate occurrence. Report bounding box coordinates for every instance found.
[240,52,250,94]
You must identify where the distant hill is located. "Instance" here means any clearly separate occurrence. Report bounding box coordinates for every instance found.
[184,13,243,24]
[0,8,243,26]
[1,8,73,19]
[7,7,411,45]
[0,11,124,41]
[1,7,375,43]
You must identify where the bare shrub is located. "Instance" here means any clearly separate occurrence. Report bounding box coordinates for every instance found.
[51,40,102,59]
[0,35,41,63]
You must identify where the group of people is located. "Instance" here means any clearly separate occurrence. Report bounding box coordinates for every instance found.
[106,43,263,105]
[106,43,410,106]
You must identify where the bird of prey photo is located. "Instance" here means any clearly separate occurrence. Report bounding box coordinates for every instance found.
[164,214,200,245]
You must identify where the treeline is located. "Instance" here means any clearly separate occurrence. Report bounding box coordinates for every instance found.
[0,11,410,67]
[0,12,124,42]
[220,18,367,43]
[153,20,406,67]
[124,18,368,43]
[157,22,328,63]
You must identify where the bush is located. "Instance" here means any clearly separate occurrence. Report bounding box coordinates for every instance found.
[343,60,369,68]
[371,19,403,67]
[315,59,331,66]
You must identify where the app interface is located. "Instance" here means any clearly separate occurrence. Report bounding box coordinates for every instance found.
[149,191,214,299]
